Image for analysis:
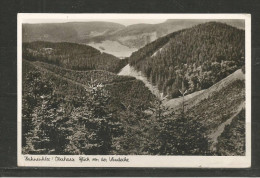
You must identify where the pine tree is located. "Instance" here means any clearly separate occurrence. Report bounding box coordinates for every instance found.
[66,79,122,155]
[23,71,70,154]
[158,114,211,155]
[145,89,210,155]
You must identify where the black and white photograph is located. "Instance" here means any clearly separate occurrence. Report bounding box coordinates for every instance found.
[17,14,251,167]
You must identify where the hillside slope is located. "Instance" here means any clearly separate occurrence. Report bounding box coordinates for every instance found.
[167,69,245,155]
[22,59,159,155]
[168,69,244,109]
[215,109,245,155]
[23,41,128,73]
[129,22,245,99]
[23,60,156,111]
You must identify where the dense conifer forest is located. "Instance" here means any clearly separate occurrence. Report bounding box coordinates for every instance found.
[23,41,128,73]
[22,60,211,155]
[129,22,245,98]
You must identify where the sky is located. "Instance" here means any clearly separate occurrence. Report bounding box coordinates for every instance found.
[22,19,167,26]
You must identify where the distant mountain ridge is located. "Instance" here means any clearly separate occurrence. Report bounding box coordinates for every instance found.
[23,21,125,43]
[22,19,245,50]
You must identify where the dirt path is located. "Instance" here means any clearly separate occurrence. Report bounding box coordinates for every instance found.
[209,102,245,151]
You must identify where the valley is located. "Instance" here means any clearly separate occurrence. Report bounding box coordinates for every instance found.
[22,20,246,156]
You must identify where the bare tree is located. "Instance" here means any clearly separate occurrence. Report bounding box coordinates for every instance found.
[179,80,187,116]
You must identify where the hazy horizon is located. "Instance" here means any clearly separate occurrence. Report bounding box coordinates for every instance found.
[22,19,168,26]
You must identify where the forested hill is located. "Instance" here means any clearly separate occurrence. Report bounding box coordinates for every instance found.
[23,41,128,73]
[22,22,125,43]
[129,22,245,98]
